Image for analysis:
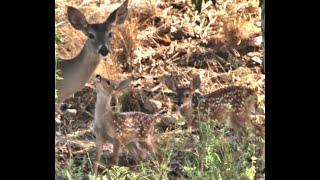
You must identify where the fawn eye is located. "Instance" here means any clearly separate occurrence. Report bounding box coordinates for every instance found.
[95,74,102,81]
[88,33,95,39]
[185,93,189,98]
[105,79,111,85]
[107,32,113,38]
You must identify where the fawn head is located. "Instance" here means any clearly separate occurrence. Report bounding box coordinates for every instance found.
[164,75,201,108]
[67,0,128,56]
[94,74,133,96]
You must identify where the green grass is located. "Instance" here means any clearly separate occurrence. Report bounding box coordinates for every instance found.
[88,166,138,180]
[55,31,61,44]
[56,117,264,180]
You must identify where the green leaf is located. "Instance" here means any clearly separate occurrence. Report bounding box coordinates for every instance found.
[56,76,64,80]
[55,31,61,43]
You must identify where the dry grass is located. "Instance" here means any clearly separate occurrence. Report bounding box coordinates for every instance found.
[219,0,261,45]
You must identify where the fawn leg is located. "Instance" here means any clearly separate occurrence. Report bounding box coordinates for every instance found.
[250,121,265,159]
[94,137,105,175]
[251,121,264,138]
[126,142,144,163]
[110,139,120,165]
[231,112,251,143]
[144,135,161,157]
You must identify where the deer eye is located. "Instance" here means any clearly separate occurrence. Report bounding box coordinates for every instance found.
[185,93,190,98]
[88,33,95,39]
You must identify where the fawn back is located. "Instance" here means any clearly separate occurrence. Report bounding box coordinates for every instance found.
[164,75,264,139]
[56,0,128,104]
[93,75,160,174]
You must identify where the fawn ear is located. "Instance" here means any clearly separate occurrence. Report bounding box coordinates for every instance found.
[105,0,128,26]
[114,77,133,91]
[164,75,177,92]
[190,75,201,91]
[67,7,88,30]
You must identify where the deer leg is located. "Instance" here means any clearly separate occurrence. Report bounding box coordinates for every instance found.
[126,142,144,163]
[110,139,120,165]
[144,135,160,157]
[249,120,265,160]
[94,137,105,175]
[250,121,264,138]
[231,114,248,143]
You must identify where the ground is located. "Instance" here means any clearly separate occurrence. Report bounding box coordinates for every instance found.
[55,0,265,179]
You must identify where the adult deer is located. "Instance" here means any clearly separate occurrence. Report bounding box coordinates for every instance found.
[55,0,128,109]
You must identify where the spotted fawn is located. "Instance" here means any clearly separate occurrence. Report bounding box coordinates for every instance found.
[164,74,264,142]
[93,75,161,174]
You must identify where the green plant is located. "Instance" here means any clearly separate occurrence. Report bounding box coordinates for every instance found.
[88,173,109,180]
[102,166,138,180]
[55,30,63,100]
[55,31,61,43]
[137,154,172,180]
[181,118,263,179]
[55,58,63,99]
[244,164,256,180]
[57,158,84,180]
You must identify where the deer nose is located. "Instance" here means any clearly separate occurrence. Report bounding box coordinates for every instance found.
[176,102,182,107]
[98,45,109,56]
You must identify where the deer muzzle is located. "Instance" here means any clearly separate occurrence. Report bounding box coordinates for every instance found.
[98,45,109,56]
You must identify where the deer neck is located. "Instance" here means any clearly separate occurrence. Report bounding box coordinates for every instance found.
[180,95,208,123]
[60,39,102,87]
[178,98,194,123]
[95,93,113,126]
[76,39,101,75]
[56,40,102,103]
[192,95,206,108]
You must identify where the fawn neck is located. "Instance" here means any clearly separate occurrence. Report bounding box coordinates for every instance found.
[178,97,195,123]
[94,92,113,126]
[178,94,210,127]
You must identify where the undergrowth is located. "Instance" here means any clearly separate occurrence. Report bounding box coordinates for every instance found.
[56,118,264,180]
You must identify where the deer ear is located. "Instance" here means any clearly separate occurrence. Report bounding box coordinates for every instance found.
[105,0,128,26]
[190,75,201,91]
[67,7,88,30]
[164,75,177,92]
[114,77,133,91]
